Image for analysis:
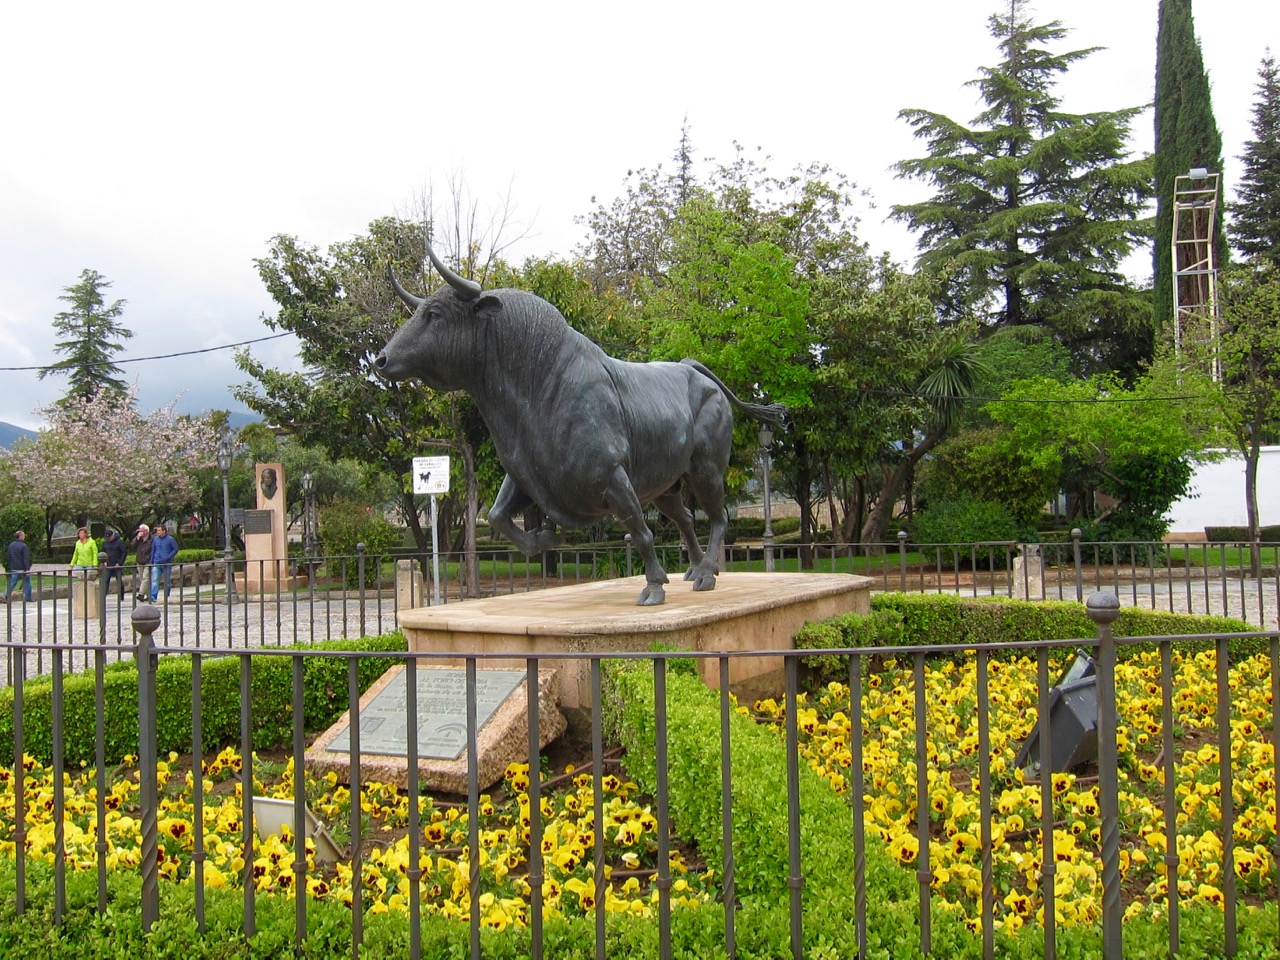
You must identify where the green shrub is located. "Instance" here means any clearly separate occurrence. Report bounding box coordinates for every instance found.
[318,500,401,586]
[0,633,408,766]
[794,609,906,682]
[0,502,45,557]
[865,593,1263,661]
[910,497,1027,569]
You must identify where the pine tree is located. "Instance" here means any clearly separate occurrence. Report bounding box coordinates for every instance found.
[892,0,1153,375]
[37,269,134,405]
[1153,0,1228,328]
[1228,53,1280,266]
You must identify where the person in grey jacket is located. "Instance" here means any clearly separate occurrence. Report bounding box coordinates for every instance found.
[5,530,33,602]
[133,524,152,602]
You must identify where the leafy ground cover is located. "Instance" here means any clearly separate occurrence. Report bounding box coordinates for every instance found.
[750,648,1278,932]
[0,746,714,930]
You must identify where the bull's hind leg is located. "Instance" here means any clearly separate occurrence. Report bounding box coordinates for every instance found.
[681,470,729,592]
[652,488,711,587]
[488,476,563,556]
[603,467,669,605]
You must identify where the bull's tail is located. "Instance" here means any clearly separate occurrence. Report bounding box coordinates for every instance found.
[681,358,788,430]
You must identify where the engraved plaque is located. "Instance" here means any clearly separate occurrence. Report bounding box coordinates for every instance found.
[243,509,274,535]
[229,508,246,526]
[326,668,525,760]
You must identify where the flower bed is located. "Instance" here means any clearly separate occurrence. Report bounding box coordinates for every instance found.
[750,648,1278,930]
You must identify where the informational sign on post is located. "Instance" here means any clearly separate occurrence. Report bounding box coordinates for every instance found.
[412,456,450,605]
[412,456,451,495]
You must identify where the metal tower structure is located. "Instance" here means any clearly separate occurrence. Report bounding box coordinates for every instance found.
[1171,168,1222,381]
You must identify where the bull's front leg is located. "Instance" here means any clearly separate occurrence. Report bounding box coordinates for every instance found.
[603,467,668,605]
[488,476,563,556]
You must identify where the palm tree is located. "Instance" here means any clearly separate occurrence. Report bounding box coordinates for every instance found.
[860,341,990,542]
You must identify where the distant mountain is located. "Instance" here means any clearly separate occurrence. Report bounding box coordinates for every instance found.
[0,412,260,451]
[0,422,37,451]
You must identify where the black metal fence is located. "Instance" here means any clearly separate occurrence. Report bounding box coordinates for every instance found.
[3,594,1276,958]
[5,535,1280,686]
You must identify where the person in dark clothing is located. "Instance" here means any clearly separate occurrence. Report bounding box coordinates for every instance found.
[5,530,33,602]
[102,529,128,601]
[133,525,153,602]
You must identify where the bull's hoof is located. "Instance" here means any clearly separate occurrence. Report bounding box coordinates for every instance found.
[683,568,696,581]
[637,583,666,606]
[690,572,717,592]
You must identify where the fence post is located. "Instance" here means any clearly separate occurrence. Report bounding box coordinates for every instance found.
[1072,528,1084,603]
[132,603,163,932]
[1086,591,1122,959]
[897,531,908,590]
[356,543,366,638]
[98,550,108,644]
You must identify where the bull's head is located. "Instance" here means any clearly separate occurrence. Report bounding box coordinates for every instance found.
[374,240,499,388]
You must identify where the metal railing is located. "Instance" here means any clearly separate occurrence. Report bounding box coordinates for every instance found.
[3,594,1276,958]
[7,534,1280,684]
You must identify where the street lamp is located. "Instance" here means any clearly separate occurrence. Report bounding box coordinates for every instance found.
[301,470,315,560]
[217,431,238,605]
[758,423,775,573]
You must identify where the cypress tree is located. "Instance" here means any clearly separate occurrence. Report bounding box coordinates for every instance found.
[1153,0,1228,329]
[1228,53,1280,266]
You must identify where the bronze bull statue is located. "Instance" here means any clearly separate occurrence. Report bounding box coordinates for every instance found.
[375,242,785,605]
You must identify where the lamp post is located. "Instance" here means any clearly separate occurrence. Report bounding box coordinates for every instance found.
[301,470,315,561]
[759,423,775,573]
[217,432,238,605]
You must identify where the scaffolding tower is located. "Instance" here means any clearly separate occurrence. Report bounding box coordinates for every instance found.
[1171,168,1222,381]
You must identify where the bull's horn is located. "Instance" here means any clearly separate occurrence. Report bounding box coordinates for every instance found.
[387,263,424,311]
[425,238,482,301]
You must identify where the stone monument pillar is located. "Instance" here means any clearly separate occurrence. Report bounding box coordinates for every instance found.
[69,571,102,622]
[1012,543,1045,600]
[243,463,291,593]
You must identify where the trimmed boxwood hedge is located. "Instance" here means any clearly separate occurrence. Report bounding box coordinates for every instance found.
[0,633,408,767]
[794,594,1266,685]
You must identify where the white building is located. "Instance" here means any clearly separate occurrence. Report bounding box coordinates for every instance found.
[1165,447,1280,539]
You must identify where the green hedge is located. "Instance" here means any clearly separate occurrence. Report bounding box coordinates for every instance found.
[793,593,1265,684]
[1203,525,1280,543]
[602,658,1280,958]
[0,633,407,767]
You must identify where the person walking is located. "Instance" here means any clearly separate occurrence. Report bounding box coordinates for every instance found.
[4,530,34,603]
[102,529,128,601]
[149,523,179,602]
[70,527,98,571]
[133,524,153,602]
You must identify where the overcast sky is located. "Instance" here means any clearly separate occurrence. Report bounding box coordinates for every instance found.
[1,1,1275,430]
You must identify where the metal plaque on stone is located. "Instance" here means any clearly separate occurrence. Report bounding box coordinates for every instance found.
[243,509,273,535]
[325,668,526,761]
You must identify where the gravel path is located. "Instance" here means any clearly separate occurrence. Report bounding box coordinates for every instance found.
[6,568,1277,684]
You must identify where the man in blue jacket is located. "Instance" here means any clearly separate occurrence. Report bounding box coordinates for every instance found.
[5,530,33,602]
[149,523,179,602]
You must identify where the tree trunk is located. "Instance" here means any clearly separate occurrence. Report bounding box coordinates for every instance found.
[860,431,946,543]
[1245,422,1263,580]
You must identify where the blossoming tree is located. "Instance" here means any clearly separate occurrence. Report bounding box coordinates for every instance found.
[1,386,220,541]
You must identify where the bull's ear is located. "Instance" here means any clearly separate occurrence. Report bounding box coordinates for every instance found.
[474,294,502,320]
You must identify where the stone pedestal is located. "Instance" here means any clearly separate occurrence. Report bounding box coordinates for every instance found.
[1013,543,1045,600]
[396,559,426,609]
[69,571,101,621]
[398,572,872,716]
